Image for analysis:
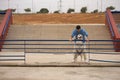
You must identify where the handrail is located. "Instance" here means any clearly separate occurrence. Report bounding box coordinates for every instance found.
[0,9,12,51]
[2,12,12,36]
[89,59,120,63]
[0,39,120,42]
[0,12,6,14]
[106,9,120,52]
[106,12,114,37]
[0,39,119,51]
[106,9,120,39]
[0,39,120,64]
[0,9,12,37]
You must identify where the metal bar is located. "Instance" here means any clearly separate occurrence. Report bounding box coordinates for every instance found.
[2,48,120,50]
[0,55,25,57]
[2,12,12,36]
[89,52,120,55]
[25,52,120,54]
[0,44,115,46]
[90,59,120,63]
[88,42,90,63]
[0,39,120,42]
[24,41,26,64]
[2,48,119,50]
[0,59,25,61]
[106,12,115,37]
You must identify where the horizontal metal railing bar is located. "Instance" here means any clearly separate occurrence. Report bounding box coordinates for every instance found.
[0,12,6,14]
[2,48,120,50]
[0,39,120,42]
[89,52,120,54]
[90,59,120,63]
[26,52,120,54]
[0,55,25,57]
[26,52,74,54]
[0,59,25,61]
[1,43,115,46]
[1,48,119,50]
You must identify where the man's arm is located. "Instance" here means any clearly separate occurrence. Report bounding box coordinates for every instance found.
[70,30,75,41]
[70,35,73,41]
[83,29,89,42]
[85,36,89,42]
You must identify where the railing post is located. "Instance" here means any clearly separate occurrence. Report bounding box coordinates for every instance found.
[24,40,26,64]
[88,41,90,63]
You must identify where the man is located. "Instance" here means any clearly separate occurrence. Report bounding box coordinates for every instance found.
[70,25,89,62]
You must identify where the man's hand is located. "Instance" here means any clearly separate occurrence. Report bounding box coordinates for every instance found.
[69,38,73,42]
[86,37,89,42]
[69,36,73,42]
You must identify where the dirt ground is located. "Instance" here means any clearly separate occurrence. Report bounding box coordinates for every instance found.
[13,13,105,24]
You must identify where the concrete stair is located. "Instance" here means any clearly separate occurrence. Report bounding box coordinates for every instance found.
[2,24,114,53]
[0,52,25,64]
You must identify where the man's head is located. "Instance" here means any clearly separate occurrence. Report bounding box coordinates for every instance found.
[76,25,81,31]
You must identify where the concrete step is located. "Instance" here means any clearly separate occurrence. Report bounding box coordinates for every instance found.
[3,24,114,52]
[6,24,111,40]
[0,52,25,64]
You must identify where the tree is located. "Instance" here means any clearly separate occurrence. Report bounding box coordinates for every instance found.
[38,8,49,13]
[81,7,87,13]
[0,10,7,12]
[67,8,74,13]
[106,6,115,10]
[54,10,59,13]
[92,9,98,13]
[12,9,16,12]
[24,8,31,12]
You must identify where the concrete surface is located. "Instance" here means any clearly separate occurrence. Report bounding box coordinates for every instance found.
[0,52,120,66]
[0,24,119,66]
[3,24,113,52]
[0,67,120,80]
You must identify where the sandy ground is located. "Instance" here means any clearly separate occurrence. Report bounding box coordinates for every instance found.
[13,13,105,24]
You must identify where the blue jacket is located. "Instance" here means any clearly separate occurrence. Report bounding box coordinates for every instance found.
[71,28,88,43]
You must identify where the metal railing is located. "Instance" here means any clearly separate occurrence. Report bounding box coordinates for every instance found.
[105,9,120,52]
[0,9,12,51]
[0,39,120,64]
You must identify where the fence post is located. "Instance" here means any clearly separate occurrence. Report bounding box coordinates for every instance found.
[24,40,26,64]
[88,41,90,63]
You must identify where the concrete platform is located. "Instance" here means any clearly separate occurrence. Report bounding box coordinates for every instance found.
[0,52,120,67]
[0,67,120,80]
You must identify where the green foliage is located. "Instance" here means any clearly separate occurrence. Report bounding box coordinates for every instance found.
[106,6,115,10]
[54,10,59,13]
[0,9,7,12]
[67,8,75,13]
[91,9,98,13]
[12,9,16,12]
[81,7,87,13]
[37,8,49,13]
[24,8,31,12]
